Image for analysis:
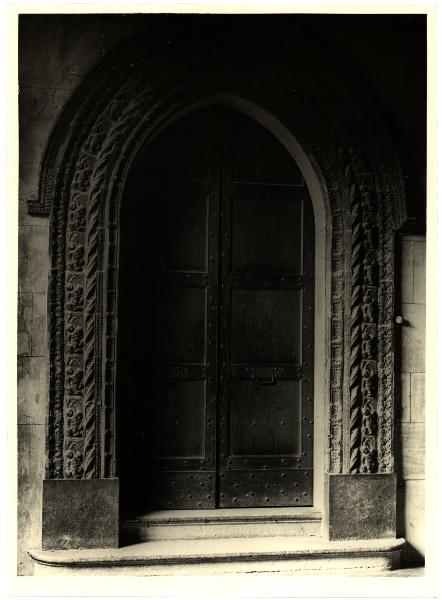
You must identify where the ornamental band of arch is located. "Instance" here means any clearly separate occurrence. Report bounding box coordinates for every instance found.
[29,39,406,543]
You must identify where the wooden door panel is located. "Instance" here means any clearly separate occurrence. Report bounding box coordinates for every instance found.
[120,106,314,512]
[152,285,207,363]
[228,380,301,456]
[119,109,219,511]
[150,380,206,458]
[231,189,304,272]
[151,188,208,272]
[148,472,216,509]
[219,109,315,508]
[229,289,302,365]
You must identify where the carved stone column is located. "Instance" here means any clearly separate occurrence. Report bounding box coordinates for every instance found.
[323,145,398,540]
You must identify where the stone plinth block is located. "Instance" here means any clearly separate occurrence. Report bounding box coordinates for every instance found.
[42,478,119,550]
[325,474,396,540]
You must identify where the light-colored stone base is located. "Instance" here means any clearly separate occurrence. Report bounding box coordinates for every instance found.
[30,536,404,576]
[121,508,322,542]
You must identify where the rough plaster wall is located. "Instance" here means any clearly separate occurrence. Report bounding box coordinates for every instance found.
[396,236,426,563]
[17,15,426,574]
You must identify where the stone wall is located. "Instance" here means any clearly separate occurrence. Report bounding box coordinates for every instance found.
[18,14,142,575]
[396,236,426,563]
[17,14,426,575]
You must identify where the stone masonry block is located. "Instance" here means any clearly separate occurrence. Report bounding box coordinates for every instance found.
[413,241,426,304]
[18,225,48,294]
[19,87,73,164]
[28,424,46,483]
[61,16,112,90]
[402,479,425,562]
[401,422,425,479]
[396,372,411,422]
[410,373,425,423]
[18,292,32,356]
[31,293,47,357]
[400,239,414,304]
[60,14,143,89]
[18,482,42,575]
[17,356,47,425]
[18,424,45,484]
[42,479,119,550]
[18,424,30,481]
[325,474,396,540]
[401,304,425,373]
[19,162,42,225]
[19,15,63,88]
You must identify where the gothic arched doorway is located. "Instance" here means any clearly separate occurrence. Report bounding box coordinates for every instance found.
[32,26,406,550]
[118,105,315,515]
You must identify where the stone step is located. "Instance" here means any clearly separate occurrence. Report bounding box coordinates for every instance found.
[29,536,405,576]
[121,508,323,542]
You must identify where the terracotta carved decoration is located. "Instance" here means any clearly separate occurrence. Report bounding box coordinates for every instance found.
[28,32,406,480]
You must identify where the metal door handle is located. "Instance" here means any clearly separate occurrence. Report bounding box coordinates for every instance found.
[257,375,276,385]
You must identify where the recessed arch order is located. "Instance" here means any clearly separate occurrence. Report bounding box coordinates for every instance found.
[30,32,407,491]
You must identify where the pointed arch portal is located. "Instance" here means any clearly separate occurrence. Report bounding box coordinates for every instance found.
[31,31,407,547]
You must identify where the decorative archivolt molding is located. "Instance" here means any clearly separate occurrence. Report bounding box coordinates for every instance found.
[29,35,406,479]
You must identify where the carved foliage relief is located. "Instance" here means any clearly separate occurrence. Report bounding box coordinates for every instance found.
[329,208,344,473]
[37,52,400,479]
[341,148,383,474]
[52,69,154,479]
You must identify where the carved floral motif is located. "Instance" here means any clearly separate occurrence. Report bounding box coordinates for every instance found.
[70,196,86,232]
[362,324,377,360]
[66,315,84,355]
[64,440,84,478]
[65,357,84,395]
[66,397,84,438]
[363,256,377,287]
[357,168,379,473]
[329,209,344,473]
[66,233,84,272]
[362,288,377,323]
[361,361,377,398]
[360,437,377,473]
[66,274,84,312]
[72,156,95,194]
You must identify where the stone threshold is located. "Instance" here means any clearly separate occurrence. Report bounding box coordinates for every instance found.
[126,507,322,523]
[29,537,405,575]
[121,507,323,541]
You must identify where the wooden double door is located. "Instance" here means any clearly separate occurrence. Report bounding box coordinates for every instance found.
[118,106,315,513]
